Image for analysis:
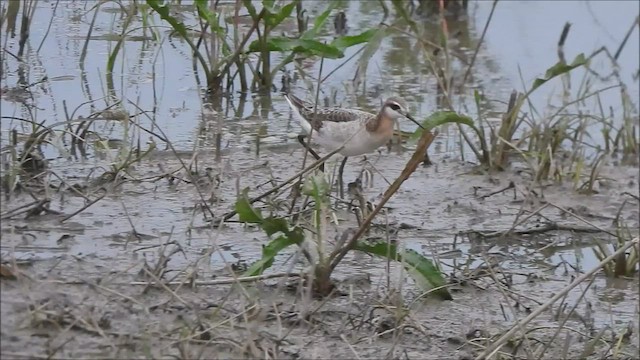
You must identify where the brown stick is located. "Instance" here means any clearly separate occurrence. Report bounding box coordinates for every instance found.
[1,200,42,219]
[462,222,607,239]
[127,272,300,286]
[479,180,515,199]
[221,145,344,222]
[329,130,437,271]
[474,237,639,360]
[60,188,107,223]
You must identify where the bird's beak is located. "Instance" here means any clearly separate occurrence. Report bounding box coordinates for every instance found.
[405,113,425,130]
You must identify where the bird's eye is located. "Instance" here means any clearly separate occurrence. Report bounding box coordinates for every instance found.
[389,103,400,111]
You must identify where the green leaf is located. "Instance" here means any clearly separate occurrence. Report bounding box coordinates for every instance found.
[194,0,223,34]
[354,27,387,84]
[354,241,452,300]
[390,0,419,34]
[303,2,338,39]
[261,216,290,237]
[243,0,259,19]
[262,0,275,9]
[249,36,297,52]
[146,0,189,39]
[529,53,587,94]
[302,173,331,206]
[331,29,378,50]
[473,89,483,107]
[400,249,451,299]
[246,3,375,61]
[235,188,263,223]
[411,111,475,140]
[296,39,344,58]
[264,1,296,28]
[248,37,344,58]
[243,235,299,276]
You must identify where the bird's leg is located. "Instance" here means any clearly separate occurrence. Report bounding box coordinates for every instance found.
[338,156,348,199]
[422,150,433,166]
[297,135,324,172]
[355,155,368,183]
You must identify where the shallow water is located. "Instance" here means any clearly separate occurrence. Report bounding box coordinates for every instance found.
[1,2,639,358]
[2,1,638,156]
[1,0,638,292]
[474,1,639,101]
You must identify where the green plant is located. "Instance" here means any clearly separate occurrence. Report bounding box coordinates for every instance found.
[410,111,475,140]
[592,205,640,277]
[145,1,378,93]
[476,54,589,171]
[245,1,378,89]
[243,0,297,89]
[106,2,137,95]
[233,111,475,299]
[392,0,611,182]
[146,0,259,93]
[235,176,452,299]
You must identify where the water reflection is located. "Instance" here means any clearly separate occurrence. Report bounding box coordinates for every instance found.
[415,0,469,18]
[0,0,637,163]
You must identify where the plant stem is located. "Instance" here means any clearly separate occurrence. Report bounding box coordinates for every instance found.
[329,130,437,272]
[222,145,344,222]
[460,0,498,87]
[475,237,639,360]
[261,21,271,87]
[220,9,264,82]
[106,3,135,96]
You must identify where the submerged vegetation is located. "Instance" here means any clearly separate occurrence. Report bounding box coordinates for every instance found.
[1,0,639,359]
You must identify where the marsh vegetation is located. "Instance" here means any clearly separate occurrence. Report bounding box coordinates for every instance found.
[1,1,639,359]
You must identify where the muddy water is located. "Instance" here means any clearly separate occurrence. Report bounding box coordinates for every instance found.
[3,2,638,153]
[1,1,639,358]
[1,145,638,358]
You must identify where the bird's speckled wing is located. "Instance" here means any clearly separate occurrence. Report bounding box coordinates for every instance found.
[286,94,375,130]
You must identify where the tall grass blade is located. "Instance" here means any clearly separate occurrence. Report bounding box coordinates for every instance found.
[353,26,387,86]
[147,0,213,85]
[262,1,297,28]
[304,2,338,39]
[390,0,419,34]
[529,53,587,94]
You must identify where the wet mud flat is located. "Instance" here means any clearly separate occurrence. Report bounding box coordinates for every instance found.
[1,0,639,358]
[1,146,638,359]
